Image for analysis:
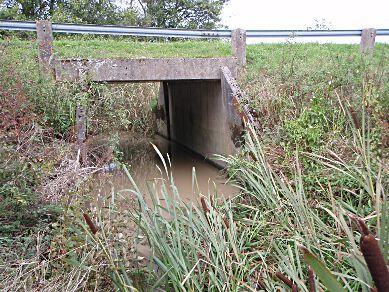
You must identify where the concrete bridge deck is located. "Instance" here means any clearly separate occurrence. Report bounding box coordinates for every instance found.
[54,57,238,82]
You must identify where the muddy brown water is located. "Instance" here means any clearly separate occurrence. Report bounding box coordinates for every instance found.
[94,134,238,204]
[90,134,238,271]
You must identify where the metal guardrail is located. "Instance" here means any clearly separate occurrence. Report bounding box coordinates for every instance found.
[1,20,389,38]
[247,30,388,37]
[0,20,231,38]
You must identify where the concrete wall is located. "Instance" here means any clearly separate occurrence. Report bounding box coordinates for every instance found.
[154,67,252,166]
[156,82,169,138]
[54,57,237,82]
[221,66,254,148]
[158,80,237,165]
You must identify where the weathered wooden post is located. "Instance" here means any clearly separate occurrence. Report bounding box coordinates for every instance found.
[360,28,376,54]
[36,20,88,163]
[76,99,87,164]
[36,20,54,73]
[232,28,246,66]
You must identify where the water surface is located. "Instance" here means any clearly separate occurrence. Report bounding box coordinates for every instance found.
[97,134,238,204]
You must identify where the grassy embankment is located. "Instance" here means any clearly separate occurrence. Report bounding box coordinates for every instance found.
[0,36,388,290]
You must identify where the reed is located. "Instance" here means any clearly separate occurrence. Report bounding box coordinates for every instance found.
[127,98,387,290]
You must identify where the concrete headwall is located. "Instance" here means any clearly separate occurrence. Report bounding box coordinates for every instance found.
[54,58,237,82]
[221,66,253,148]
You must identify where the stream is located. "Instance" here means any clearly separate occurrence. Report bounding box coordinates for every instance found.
[94,134,238,204]
[90,133,238,270]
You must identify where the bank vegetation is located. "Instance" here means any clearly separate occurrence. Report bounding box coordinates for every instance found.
[0,37,388,291]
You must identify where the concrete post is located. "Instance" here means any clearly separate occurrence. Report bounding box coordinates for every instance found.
[360,28,376,54]
[231,28,246,66]
[36,20,54,73]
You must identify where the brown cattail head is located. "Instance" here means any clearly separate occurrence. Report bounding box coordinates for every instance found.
[308,267,316,292]
[276,272,298,292]
[249,151,258,162]
[223,216,230,229]
[83,213,98,235]
[200,197,209,215]
[210,195,215,208]
[348,217,389,291]
[360,233,389,292]
[200,197,211,226]
[349,106,361,130]
[256,278,266,290]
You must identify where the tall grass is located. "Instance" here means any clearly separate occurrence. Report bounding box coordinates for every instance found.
[1,188,141,291]
[124,153,262,291]
[229,94,386,289]
[125,101,386,290]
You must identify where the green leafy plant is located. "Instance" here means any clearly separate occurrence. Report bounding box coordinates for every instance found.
[284,95,331,152]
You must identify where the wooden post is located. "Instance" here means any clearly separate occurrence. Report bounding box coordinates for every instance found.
[76,81,89,164]
[36,20,54,73]
[76,104,87,164]
[360,28,376,54]
[76,105,87,147]
[232,28,246,66]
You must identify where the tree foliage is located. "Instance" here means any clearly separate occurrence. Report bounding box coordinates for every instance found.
[52,0,122,24]
[1,0,59,19]
[138,0,229,29]
[0,0,229,28]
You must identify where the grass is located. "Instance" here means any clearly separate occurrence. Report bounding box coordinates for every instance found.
[1,34,388,290]
[0,36,232,58]
[126,112,386,290]
[54,38,232,58]
[125,164,257,291]
[4,35,388,61]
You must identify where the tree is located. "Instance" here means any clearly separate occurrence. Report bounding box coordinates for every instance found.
[0,0,60,19]
[0,0,123,24]
[0,0,229,29]
[52,0,121,24]
[138,0,229,29]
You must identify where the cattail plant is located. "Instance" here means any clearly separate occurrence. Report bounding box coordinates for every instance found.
[83,213,98,234]
[355,218,389,292]
[276,272,298,292]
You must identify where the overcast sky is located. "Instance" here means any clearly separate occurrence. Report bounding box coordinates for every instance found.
[221,0,389,43]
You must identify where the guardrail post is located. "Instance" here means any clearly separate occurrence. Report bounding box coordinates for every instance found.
[232,28,246,66]
[36,20,54,73]
[360,28,376,54]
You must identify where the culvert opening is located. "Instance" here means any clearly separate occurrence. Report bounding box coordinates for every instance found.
[91,79,239,203]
